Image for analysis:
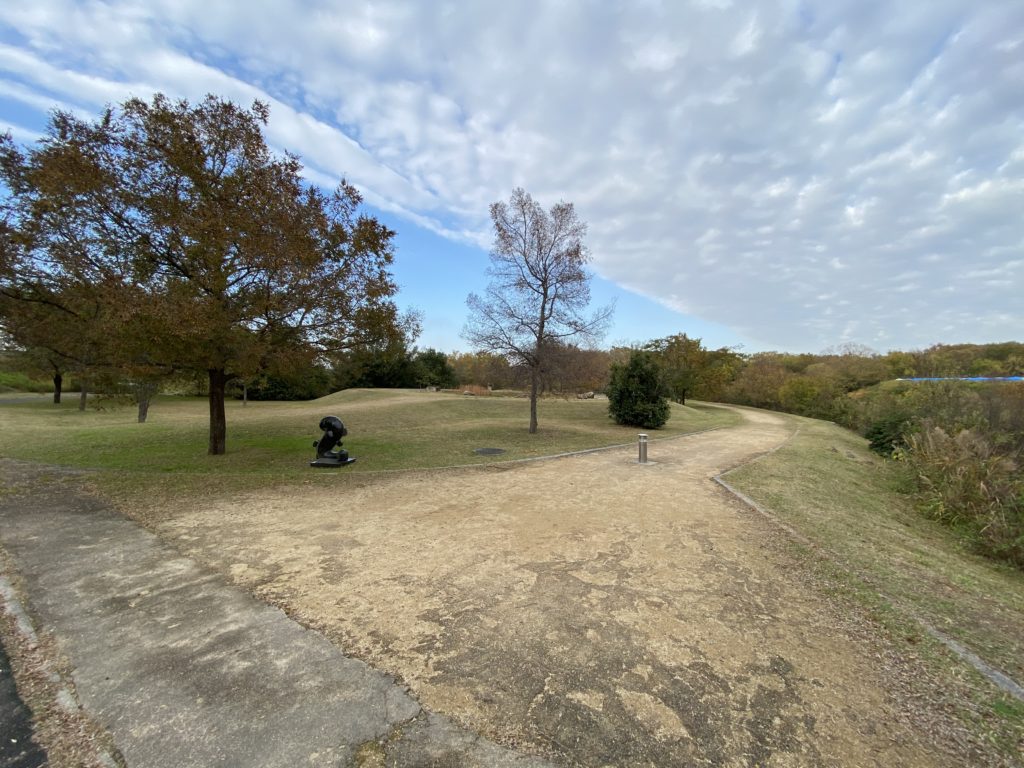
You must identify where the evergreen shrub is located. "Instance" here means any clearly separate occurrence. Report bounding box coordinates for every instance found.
[607,351,671,429]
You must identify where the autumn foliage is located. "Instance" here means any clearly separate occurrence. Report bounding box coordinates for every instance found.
[0,94,403,453]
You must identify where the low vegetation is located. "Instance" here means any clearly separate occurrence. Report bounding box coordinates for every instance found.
[724,417,1024,762]
[902,426,1022,565]
[0,371,51,393]
[720,345,1024,570]
[606,350,671,428]
[852,381,1024,568]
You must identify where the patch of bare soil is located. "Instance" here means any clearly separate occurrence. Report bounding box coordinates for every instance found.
[149,409,955,767]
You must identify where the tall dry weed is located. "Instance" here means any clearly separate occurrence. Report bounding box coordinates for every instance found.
[904,424,1023,567]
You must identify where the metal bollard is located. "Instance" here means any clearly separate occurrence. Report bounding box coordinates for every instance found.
[638,433,648,464]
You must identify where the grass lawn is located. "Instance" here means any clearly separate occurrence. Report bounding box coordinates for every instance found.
[723,415,1024,759]
[0,388,738,496]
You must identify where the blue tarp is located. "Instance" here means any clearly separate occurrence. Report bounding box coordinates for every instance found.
[896,376,1024,382]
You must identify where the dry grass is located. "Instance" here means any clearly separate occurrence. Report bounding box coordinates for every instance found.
[724,416,1024,763]
[0,388,739,506]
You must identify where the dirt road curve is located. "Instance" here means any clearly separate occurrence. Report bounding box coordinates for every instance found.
[154,406,949,767]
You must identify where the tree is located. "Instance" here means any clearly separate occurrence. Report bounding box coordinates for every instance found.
[696,346,744,401]
[0,94,403,453]
[414,348,458,389]
[1,108,164,413]
[464,188,612,432]
[646,333,704,404]
[235,362,333,401]
[724,354,789,409]
[607,350,670,429]
[777,375,834,418]
[448,350,516,389]
[644,333,743,404]
[330,310,421,389]
[0,261,122,411]
[537,342,611,395]
[819,344,887,392]
[0,272,174,421]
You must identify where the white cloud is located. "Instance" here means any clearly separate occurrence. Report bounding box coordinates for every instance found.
[730,14,762,57]
[0,0,1021,351]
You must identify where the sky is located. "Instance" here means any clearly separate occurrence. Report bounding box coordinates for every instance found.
[1,1,1021,355]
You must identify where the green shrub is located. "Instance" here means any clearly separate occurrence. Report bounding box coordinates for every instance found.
[237,366,333,401]
[607,351,670,429]
[864,414,910,455]
[777,375,844,420]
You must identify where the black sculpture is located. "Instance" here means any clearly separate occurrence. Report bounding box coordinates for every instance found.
[310,415,356,467]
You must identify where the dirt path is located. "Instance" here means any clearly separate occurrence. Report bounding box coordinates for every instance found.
[0,461,552,768]
[150,406,950,767]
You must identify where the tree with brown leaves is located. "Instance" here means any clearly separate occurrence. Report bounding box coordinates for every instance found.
[0,94,402,453]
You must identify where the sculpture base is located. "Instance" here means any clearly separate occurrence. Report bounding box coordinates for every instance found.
[309,451,356,468]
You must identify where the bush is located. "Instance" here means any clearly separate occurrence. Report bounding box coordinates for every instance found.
[607,351,671,429]
[414,349,458,389]
[864,414,910,455]
[903,425,1024,567]
[238,366,333,401]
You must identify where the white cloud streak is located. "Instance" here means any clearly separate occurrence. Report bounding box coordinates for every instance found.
[0,0,1021,351]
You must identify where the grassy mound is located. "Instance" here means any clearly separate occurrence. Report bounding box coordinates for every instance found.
[724,417,1024,761]
[0,388,738,482]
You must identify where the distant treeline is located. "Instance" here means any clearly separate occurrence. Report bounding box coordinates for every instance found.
[713,341,1023,569]
[717,341,1024,418]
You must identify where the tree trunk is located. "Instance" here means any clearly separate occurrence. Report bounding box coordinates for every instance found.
[242,382,247,407]
[52,372,62,404]
[529,366,540,434]
[78,383,88,411]
[531,295,547,434]
[135,382,157,423]
[208,368,227,455]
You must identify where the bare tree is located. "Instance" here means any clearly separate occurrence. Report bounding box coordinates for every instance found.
[465,188,613,433]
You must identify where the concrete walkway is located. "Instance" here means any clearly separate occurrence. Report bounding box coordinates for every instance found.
[0,638,46,768]
[0,461,550,768]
